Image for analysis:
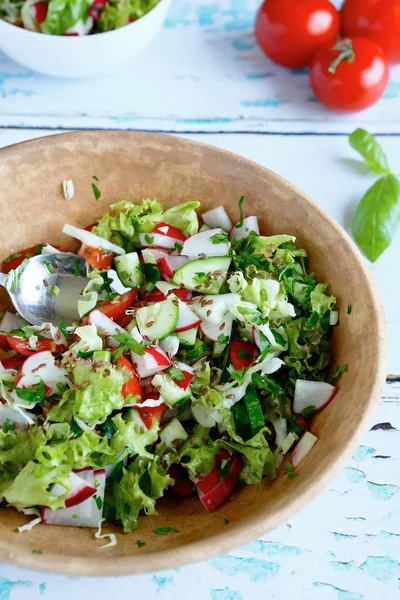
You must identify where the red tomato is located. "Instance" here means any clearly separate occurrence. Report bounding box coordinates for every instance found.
[341,0,400,65]
[2,245,42,274]
[1,356,25,370]
[34,1,48,23]
[230,339,258,371]
[78,245,113,270]
[152,222,187,241]
[174,370,194,390]
[146,287,191,303]
[87,0,106,20]
[116,355,142,400]
[115,312,133,329]
[196,451,243,512]
[97,289,138,321]
[295,414,309,430]
[309,37,389,112]
[7,337,56,357]
[137,401,168,430]
[0,335,10,351]
[255,0,340,69]
[168,464,194,497]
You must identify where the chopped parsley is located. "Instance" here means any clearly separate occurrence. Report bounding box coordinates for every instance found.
[31,549,43,554]
[73,258,81,277]
[235,195,245,228]
[112,333,145,355]
[210,231,228,244]
[286,463,297,480]
[51,285,60,297]
[94,495,103,510]
[137,540,146,548]
[223,518,230,525]
[218,460,231,481]
[301,406,316,418]
[92,183,101,201]
[327,364,349,383]
[169,366,185,381]
[4,252,22,263]
[238,348,250,359]
[3,419,15,432]
[174,241,183,252]
[218,333,230,344]
[144,234,154,244]
[154,527,179,536]
[347,304,352,315]
[59,317,73,343]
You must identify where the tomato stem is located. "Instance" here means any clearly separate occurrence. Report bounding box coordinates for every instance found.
[328,38,355,74]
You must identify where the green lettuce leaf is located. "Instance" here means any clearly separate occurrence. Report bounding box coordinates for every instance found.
[310,283,336,316]
[221,426,276,485]
[43,0,89,35]
[35,430,114,470]
[111,412,159,459]
[3,461,72,511]
[250,235,296,258]
[98,0,159,32]
[0,427,49,476]
[180,425,220,476]
[163,201,200,237]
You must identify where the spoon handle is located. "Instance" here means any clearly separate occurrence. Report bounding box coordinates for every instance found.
[0,273,7,288]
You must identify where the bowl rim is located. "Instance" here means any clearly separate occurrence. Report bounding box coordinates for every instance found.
[0,131,388,577]
[0,0,168,41]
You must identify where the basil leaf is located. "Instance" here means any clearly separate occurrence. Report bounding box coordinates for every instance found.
[352,174,400,262]
[43,0,88,35]
[349,129,390,175]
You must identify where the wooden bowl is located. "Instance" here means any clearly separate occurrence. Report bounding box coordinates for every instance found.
[0,132,387,576]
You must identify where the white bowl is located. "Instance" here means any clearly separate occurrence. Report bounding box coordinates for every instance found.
[0,0,171,78]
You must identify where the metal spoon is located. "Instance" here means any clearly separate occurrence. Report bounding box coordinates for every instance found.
[0,254,89,326]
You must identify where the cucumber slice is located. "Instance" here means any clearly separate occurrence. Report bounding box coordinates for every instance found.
[125,407,147,431]
[160,418,188,446]
[199,223,210,232]
[172,257,232,294]
[93,350,111,362]
[151,373,191,406]
[136,298,179,341]
[114,252,143,288]
[212,342,227,358]
[184,338,209,362]
[177,327,198,347]
[232,386,264,440]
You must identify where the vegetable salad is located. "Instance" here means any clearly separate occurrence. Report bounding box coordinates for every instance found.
[0,0,159,35]
[0,197,345,538]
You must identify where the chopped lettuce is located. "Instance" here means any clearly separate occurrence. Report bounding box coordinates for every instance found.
[111,413,159,459]
[98,0,160,32]
[163,201,200,237]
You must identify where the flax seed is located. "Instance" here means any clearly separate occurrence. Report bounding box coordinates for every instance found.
[194,285,202,290]
[226,394,234,399]
[206,310,211,317]
[219,322,225,331]
[146,321,155,328]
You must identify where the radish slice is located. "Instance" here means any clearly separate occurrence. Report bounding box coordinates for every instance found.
[89,310,126,347]
[160,335,180,358]
[292,432,318,468]
[181,228,229,257]
[0,404,34,427]
[107,269,131,295]
[293,379,338,415]
[16,351,69,391]
[191,293,239,325]
[253,327,261,348]
[229,216,259,240]
[141,248,170,263]
[139,233,182,250]
[130,346,171,379]
[173,297,202,332]
[0,311,26,333]
[50,471,96,508]
[200,313,233,342]
[42,244,66,255]
[201,206,232,231]
[62,224,125,255]
[158,257,173,280]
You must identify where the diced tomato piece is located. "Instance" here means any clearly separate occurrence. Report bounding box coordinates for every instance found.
[146,287,191,303]
[0,335,10,350]
[230,339,258,371]
[115,312,133,328]
[137,400,168,430]
[63,32,79,36]
[0,356,25,370]
[95,289,138,321]
[116,355,142,400]
[87,0,106,19]
[152,222,186,241]
[6,337,56,357]
[168,464,194,497]
[146,288,166,303]
[195,452,243,512]
[34,1,48,23]
[175,370,194,390]
[295,413,309,431]
[78,245,113,270]
[2,245,42,274]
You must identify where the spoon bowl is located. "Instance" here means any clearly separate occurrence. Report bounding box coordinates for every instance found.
[0,254,89,326]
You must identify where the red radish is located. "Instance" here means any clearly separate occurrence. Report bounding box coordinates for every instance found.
[140,376,157,396]
[295,413,309,431]
[292,432,318,468]
[181,228,229,257]
[201,206,232,231]
[200,313,232,342]
[88,309,126,347]
[130,346,171,378]
[62,224,125,255]
[195,451,243,512]
[16,350,68,391]
[139,233,184,250]
[141,248,170,263]
[158,257,173,280]
[229,216,259,240]
[50,471,96,508]
[160,335,180,358]
[152,222,186,241]
[169,464,194,497]
[0,311,26,333]
[293,379,338,415]
[230,339,257,370]
[173,297,201,332]
[191,293,239,324]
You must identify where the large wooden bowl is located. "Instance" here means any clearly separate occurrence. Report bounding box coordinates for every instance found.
[0,132,387,576]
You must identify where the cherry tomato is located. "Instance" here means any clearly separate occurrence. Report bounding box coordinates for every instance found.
[230,339,258,371]
[116,355,142,400]
[34,1,48,23]
[255,0,340,69]
[341,0,400,65]
[137,400,168,430]
[78,244,113,270]
[2,245,43,274]
[309,37,389,112]
[152,222,186,241]
[7,337,57,357]
[195,451,243,512]
[0,356,25,370]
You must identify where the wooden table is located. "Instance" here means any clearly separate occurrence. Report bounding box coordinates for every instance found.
[0,1,399,598]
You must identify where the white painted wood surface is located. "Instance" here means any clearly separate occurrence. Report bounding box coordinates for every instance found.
[0,0,399,597]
